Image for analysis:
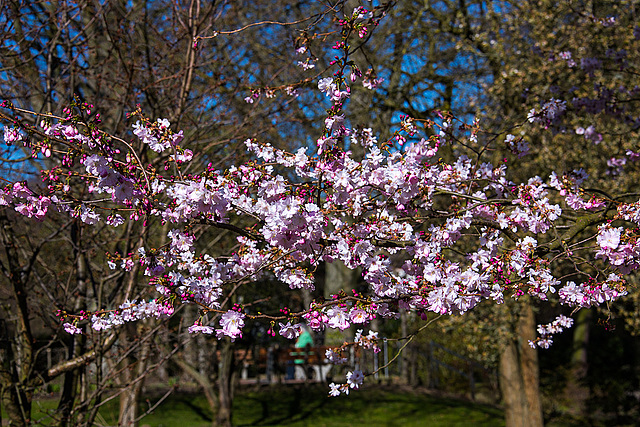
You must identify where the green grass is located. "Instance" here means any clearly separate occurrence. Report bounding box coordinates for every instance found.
[139,384,503,427]
[21,384,505,426]
[231,385,504,427]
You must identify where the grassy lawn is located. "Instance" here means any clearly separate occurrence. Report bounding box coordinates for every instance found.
[23,384,504,426]
[230,385,504,427]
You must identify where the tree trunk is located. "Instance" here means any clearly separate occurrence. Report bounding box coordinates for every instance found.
[0,213,34,426]
[565,309,591,417]
[182,305,200,383]
[56,222,88,426]
[400,309,410,384]
[517,301,544,427]
[216,339,235,427]
[55,361,79,427]
[0,343,29,427]
[118,323,151,427]
[500,339,528,427]
[499,300,543,427]
[119,383,143,427]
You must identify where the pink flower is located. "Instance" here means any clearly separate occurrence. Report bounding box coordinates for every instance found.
[218,310,245,340]
[325,306,350,330]
[63,322,82,335]
[349,307,369,324]
[79,205,100,225]
[279,322,302,339]
[318,77,335,94]
[329,383,341,397]
[3,127,23,145]
[188,324,216,334]
[597,225,621,251]
[346,370,364,389]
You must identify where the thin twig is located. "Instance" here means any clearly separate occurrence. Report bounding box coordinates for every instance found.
[368,314,442,377]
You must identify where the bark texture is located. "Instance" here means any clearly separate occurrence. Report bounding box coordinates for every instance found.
[499,301,543,427]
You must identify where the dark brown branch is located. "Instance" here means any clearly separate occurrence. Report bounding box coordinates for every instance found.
[36,332,117,384]
[196,219,263,241]
[535,209,617,257]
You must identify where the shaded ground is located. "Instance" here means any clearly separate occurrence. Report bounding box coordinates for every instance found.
[231,384,504,427]
[25,384,505,426]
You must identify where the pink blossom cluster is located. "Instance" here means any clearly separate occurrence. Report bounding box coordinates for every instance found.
[329,369,364,396]
[3,126,23,145]
[83,154,141,205]
[91,300,174,331]
[595,224,640,273]
[325,348,348,365]
[529,314,574,349]
[505,134,530,158]
[575,125,602,144]
[527,98,567,126]
[186,309,246,340]
[547,170,605,211]
[6,91,637,352]
[558,274,627,308]
[133,119,183,153]
[354,329,381,353]
[301,302,376,331]
[0,182,51,221]
[63,322,82,335]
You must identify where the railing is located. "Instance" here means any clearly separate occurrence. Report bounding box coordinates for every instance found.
[232,340,497,400]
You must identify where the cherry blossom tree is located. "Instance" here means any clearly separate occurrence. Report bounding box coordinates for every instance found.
[1,1,639,426]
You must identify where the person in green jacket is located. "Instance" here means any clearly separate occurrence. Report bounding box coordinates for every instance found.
[287,325,315,380]
[294,326,313,357]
